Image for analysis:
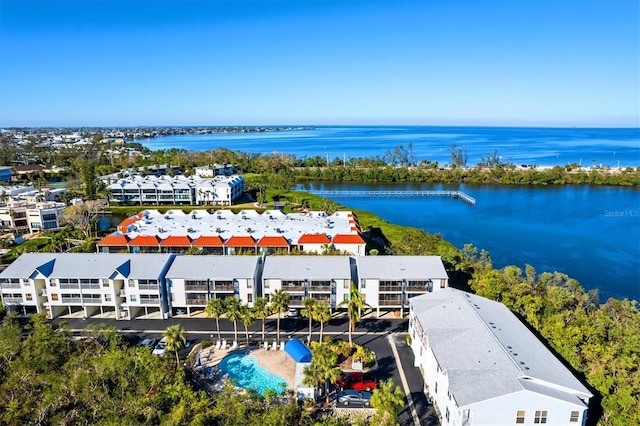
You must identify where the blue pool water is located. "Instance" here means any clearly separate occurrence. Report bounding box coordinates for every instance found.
[218,353,288,396]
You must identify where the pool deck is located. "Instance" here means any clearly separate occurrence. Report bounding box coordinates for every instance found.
[196,343,297,391]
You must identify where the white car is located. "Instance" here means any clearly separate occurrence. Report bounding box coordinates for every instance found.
[287,308,299,318]
[152,337,168,356]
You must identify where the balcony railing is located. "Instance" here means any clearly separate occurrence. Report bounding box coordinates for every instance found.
[140,298,160,305]
[186,298,208,305]
[406,286,430,292]
[61,297,82,304]
[379,286,403,292]
[138,284,158,291]
[282,285,305,292]
[185,285,208,292]
[378,299,402,306]
[213,284,234,292]
[1,283,21,289]
[308,285,331,292]
[2,297,22,303]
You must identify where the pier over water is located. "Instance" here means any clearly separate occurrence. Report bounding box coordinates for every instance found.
[309,190,476,205]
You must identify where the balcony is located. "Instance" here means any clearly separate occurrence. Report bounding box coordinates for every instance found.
[186,297,208,305]
[140,298,160,305]
[379,285,403,292]
[118,290,126,297]
[281,285,305,292]
[2,297,23,303]
[138,284,158,291]
[308,285,331,292]
[61,297,82,304]
[185,285,208,292]
[213,284,234,292]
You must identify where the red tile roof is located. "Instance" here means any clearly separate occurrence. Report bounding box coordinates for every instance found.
[129,235,161,246]
[192,236,224,247]
[159,236,192,247]
[298,233,331,244]
[332,234,365,244]
[224,235,256,247]
[97,234,130,246]
[257,235,290,247]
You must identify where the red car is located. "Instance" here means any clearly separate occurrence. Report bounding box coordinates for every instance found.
[336,372,377,392]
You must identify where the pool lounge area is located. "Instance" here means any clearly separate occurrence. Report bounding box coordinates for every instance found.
[192,342,297,396]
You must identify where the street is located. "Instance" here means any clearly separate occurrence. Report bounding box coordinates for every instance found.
[54,315,439,425]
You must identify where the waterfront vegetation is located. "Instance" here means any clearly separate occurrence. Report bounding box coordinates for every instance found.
[0,137,638,424]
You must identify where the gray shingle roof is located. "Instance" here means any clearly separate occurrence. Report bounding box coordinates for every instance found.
[166,255,260,279]
[357,256,448,280]
[262,256,351,280]
[411,288,592,407]
[0,253,174,280]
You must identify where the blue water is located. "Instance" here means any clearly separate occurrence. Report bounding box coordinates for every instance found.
[218,353,288,396]
[297,182,640,302]
[139,126,640,168]
[137,126,640,301]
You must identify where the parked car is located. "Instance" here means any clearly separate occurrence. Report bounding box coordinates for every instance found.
[336,372,377,392]
[287,308,299,318]
[152,337,168,356]
[338,390,372,406]
[137,338,157,348]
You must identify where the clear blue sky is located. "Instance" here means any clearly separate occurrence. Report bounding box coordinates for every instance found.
[1,0,638,127]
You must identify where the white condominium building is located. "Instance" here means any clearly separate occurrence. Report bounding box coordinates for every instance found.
[409,288,592,426]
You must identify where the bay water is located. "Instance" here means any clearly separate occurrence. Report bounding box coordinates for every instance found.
[138,126,640,301]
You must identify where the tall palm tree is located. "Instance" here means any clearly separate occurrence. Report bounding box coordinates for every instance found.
[253,296,271,343]
[240,305,255,345]
[164,324,186,369]
[338,281,371,348]
[271,289,289,346]
[314,302,332,342]
[205,298,225,342]
[301,297,317,344]
[225,297,242,344]
[302,363,324,402]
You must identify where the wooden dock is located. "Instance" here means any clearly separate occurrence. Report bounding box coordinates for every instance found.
[308,190,476,205]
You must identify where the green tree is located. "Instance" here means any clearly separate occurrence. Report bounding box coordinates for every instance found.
[271,289,289,346]
[240,305,255,345]
[301,297,317,344]
[164,324,186,368]
[370,379,405,426]
[338,282,370,348]
[225,297,242,344]
[205,298,225,342]
[253,296,271,343]
[313,302,332,342]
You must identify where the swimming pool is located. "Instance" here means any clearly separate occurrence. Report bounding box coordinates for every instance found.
[218,353,288,396]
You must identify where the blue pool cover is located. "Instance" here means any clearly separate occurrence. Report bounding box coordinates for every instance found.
[284,338,312,363]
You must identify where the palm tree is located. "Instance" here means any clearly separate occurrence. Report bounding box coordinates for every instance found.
[301,297,317,344]
[240,305,255,345]
[271,289,289,346]
[338,281,371,348]
[314,302,332,342]
[370,379,405,421]
[302,363,324,401]
[164,324,186,369]
[253,297,271,343]
[205,298,225,342]
[225,297,242,344]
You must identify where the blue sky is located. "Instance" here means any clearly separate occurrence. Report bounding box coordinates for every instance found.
[0,0,638,127]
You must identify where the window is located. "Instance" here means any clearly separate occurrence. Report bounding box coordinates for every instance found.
[102,279,110,287]
[516,410,526,424]
[440,280,446,288]
[247,294,253,303]
[569,411,579,423]
[26,293,33,301]
[104,294,112,302]
[51,293,59,301]
[534,410,547,424]
[130,295,137,302]
[343,294,349,302]
[128,279,135,287]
